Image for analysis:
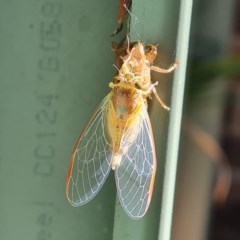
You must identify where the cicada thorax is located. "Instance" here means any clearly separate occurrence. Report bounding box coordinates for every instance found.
[115,42,156,97]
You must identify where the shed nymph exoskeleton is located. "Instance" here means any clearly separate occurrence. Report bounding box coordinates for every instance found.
[112,0,132,36]
[66,42,178,220]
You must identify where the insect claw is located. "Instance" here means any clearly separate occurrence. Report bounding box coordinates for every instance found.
[152,87,170,111]
[150,61,178,74]
[111,23,123,37]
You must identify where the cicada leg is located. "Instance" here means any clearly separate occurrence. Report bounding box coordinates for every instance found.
[150,61,179,74]
[149,61,179,110]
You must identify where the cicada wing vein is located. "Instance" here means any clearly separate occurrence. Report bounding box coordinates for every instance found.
[115,108,157,220]
[66,94,113,207]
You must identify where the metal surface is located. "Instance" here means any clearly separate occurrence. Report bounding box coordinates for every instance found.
[112,0,183,240]
[0,1,118,239]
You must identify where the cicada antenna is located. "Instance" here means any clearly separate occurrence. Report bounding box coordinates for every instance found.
[112,64,122,75]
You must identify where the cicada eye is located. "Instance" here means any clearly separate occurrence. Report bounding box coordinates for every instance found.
[144,45,153,53]
[124,73,134,81]
[134,82,141,89]
[113,77,121,84]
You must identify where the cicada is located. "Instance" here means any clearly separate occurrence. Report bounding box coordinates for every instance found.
[66,42,178,220]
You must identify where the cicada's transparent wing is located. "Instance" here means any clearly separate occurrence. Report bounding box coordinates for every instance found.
[66,95,113,207]
[115,108,156,220]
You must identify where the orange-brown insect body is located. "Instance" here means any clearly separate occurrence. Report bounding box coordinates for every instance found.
[108,43,157,169]
[108,86,143,169]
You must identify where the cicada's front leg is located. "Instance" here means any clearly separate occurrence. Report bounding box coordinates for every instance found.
[150,61,179,74]
[149,60,179,111]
